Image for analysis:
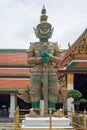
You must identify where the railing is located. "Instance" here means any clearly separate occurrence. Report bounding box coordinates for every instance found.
[69,108,87,130]
[14,107,20,130]
[14,106,87,130]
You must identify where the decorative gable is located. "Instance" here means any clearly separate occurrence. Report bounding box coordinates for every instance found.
[59,28,87,68]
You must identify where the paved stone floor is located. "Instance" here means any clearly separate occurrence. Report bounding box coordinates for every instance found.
[0,123,13,130]
[0,118,13,130]
[0,124,75,130]
[0,126,75,130]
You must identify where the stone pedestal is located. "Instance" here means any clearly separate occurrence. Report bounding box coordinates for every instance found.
[21,117,72,128]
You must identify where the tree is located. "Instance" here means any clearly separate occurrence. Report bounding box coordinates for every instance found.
[67,89,86,112]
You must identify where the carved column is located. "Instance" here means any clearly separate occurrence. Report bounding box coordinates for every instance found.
[9,93,16,118]
[67,74,74,112]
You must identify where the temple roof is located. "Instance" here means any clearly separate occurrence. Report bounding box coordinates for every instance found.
[0,49,28,66]
[59,28,87,69]
[0,49,30,91]
[66,61,87,71]
[0,69,31,77]
[0,79,29,91]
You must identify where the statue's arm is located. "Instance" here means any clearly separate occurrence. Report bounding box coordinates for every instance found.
[49,43,61,64]
[27,43,41,64]
[49,54,61,64]
[27,51,41,64]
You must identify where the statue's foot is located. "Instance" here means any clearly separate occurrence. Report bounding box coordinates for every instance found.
[29,108,39,117]
[53,111,58,117]
[53,109,64,117]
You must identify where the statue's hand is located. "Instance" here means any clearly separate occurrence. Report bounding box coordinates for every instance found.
[41,57,49,63]
[40,51,50,63]
[41,50,50,58]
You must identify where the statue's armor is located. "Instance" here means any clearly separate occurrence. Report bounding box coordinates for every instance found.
[17,6,62,116]
[28,42,61,103]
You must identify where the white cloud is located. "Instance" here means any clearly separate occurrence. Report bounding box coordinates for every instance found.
[0,0,87,49]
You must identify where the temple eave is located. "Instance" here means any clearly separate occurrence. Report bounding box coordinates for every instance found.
[59,70,87,74]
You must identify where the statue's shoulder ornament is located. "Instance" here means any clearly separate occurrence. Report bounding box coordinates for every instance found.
[30,42,40,49]
[49,42,58,45]
[49,42,58,49]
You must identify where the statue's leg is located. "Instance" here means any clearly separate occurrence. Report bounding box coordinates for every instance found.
[32,101,40,114]
[48,101,56,114]
[48,74,58,114]
[29,73,42,114]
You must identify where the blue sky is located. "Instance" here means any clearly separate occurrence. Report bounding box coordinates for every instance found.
[0,0,87,49]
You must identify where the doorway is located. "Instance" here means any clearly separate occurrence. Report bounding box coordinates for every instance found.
[74,74,87,111]
[0,94,10,117]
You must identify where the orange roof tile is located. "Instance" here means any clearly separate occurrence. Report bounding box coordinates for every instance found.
[0,53,28,65]
[75,62,87,68]
[0,79,29,89]
[0,69,31,75]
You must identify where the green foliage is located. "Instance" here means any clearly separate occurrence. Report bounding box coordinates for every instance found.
[72,100,80,106]
[67,89,87,111]
[67,89,82,99]
[80,98,87,104]
[72,99,86,106]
